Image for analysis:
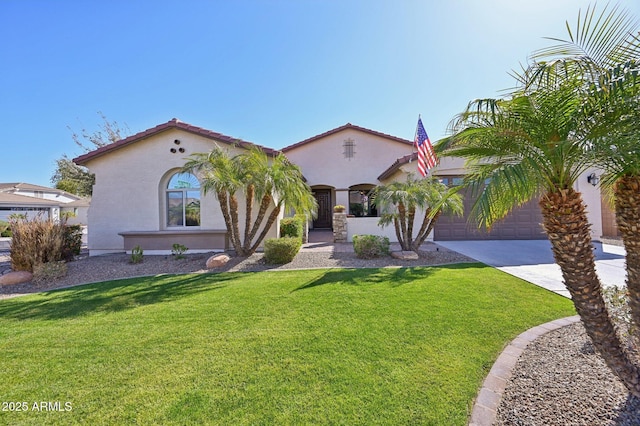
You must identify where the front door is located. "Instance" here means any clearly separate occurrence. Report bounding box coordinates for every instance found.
[313,189,332,229]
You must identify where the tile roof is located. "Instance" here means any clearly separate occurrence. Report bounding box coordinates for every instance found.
[0,182,56,192]
[280,123,413,152]
[73,118,280,165]
[377,152,418,181]
[0,183,80,200]
[0,192,61,206]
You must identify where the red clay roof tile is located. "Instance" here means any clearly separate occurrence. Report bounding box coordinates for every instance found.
[73,118,279,165]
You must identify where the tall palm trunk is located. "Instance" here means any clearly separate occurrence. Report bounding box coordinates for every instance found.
[228,194,245,256]
[243,184,255,249]
[397,202,410,250]
[614,175,640,335]
[246,193,273,249]
[217,191,243,255]
[413,209,441,251]
[407,205,416,250]
[249,205,281,255]
[540,188,640,397]
[392,216,403,249]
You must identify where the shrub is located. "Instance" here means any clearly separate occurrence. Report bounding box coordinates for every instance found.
[172,243,188,259]
[32,261,68,284]
[264,237,302,264]
[9,216,65,272]
[280,216,304,240]
[0,220,9,236]
[352,235,390,259]
[131,245,144,264]
[603,285,638,352]
[295,214,308,243]
[62,224,83,261]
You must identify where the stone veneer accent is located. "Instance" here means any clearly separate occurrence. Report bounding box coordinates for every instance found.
[332,212,347,242]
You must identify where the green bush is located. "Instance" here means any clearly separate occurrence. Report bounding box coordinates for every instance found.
[172,243,188,259]
[131,245,144,264]
[352,235,390,259]
[62,224,83,261]
[280,216,304,240]
[0,220,9,236]
[264,237,302,264]
[295,214,308,243]
[9,216,65,272]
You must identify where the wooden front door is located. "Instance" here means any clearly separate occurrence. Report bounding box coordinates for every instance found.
[313,189,332,229]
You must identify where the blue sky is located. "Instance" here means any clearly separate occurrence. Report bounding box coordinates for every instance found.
[2,0,640,187]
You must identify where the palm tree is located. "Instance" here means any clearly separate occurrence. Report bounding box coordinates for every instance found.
[374,175,463,252]
[183,145,316,257]
[239,146,317,254]
[442,67,640,396]
[529,3,640,344]
[183,146,244,253]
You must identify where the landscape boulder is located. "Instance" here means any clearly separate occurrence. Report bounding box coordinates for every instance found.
[390,251,419,260]
[0,271,33,285]
[206,254,231,269]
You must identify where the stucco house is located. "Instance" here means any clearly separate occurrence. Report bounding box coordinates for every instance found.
[74,118,618,256]
[0,183,88,225]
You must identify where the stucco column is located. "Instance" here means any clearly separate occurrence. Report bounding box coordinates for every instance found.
[335,189,349,211]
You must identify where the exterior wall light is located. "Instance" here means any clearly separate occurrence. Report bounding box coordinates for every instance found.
[587,172,600,186]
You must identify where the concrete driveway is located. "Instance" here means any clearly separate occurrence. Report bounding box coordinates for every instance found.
[436,240,627,298]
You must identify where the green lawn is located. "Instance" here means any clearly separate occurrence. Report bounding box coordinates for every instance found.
[0,264,574,425]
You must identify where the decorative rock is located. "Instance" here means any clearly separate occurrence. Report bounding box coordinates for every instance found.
[0,270,33,285]
[390,251,419,260]
[206,254,231,269]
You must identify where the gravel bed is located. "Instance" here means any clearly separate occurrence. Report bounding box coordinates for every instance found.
[495,322,640,426]
[0,246,473,299]
[2,247,639,424]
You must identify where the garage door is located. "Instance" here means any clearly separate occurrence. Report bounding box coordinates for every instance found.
[434,186,546,241]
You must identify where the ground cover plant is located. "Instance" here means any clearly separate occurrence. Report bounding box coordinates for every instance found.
[0,265,574,425]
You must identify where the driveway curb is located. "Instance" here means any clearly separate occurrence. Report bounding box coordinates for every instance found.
[468,315,581,426]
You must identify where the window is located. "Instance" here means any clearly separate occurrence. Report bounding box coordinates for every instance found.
[439,176,464,187]
[166,172,201,227]
[349,185,377,217]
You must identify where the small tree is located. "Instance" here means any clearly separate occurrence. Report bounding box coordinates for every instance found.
[51,112,129,196]
[374,175,463,252]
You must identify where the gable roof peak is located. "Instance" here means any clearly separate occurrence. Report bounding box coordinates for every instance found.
[281,122,413,152]
[73,118,279,165]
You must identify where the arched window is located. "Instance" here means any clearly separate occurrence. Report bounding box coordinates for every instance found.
[166,172,201,227]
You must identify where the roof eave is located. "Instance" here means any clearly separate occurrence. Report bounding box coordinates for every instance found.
[73,118,280,166]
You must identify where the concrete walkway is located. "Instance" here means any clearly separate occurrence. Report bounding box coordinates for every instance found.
[437,240,627,298]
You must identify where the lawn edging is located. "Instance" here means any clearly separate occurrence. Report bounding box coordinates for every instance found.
[468,315,582,426]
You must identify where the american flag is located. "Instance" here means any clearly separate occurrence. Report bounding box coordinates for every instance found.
[414,117,437,176]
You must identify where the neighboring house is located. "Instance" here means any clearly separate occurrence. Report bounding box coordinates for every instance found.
[0,192,62,222]
[74,118,618,256]
[0,183,89,224]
